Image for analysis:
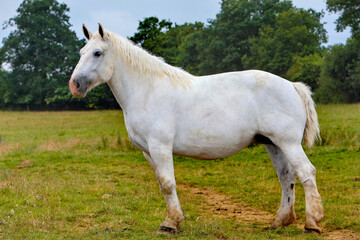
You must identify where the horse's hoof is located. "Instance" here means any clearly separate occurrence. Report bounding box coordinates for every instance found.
[304,227,321,234]
[270,213,296,229]
[156,226,178,234]
[304,217,322,234]
[270,221,281,229]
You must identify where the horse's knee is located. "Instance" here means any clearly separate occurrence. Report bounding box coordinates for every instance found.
[159,176,175,195]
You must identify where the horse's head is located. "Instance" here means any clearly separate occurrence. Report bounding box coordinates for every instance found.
[69,24,115,98]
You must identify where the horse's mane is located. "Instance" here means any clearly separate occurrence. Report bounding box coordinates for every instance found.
[106,31,194,87]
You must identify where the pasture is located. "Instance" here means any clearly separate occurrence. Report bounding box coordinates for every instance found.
[0,104,359,239]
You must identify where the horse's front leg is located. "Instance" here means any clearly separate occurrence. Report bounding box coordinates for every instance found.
[143,144,184,234]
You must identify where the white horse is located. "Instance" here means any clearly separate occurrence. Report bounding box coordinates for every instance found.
[69,24,324,234]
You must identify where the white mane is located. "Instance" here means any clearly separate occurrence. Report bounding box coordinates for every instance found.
[106,31,194,87]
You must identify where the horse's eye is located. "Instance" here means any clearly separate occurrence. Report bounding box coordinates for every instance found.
[94,50,102,57]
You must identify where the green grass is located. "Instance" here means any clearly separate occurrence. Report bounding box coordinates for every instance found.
[0,104,359,239]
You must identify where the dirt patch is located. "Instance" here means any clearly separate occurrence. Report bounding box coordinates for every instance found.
[179,184,360,239]
[182,185,275,226]
[17,159,32,169]
[324,230,360,240]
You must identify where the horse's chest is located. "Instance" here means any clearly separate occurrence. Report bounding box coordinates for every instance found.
[124,115,151,152]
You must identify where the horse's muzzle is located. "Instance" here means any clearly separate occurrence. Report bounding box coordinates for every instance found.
[69,77,88,98]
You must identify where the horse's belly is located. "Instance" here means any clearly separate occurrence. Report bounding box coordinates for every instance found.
[173,144,247,160]
[172,131,254,160]
[172,108,256,159]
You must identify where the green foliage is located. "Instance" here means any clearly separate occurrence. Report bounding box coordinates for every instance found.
[0,70,9,108]
[155,22,204,66]
[83,84,119,110]
[135,0,326,85]
[129,17,205,69]
[243,8,326,78]
[316,38,360,103]
[180,0,294,75]
[177,28,209,74]
[327,0,360,37]
[320,0,360,103]
[0,0,83,109]
[286,53,323,90]
[129,16,172,54]
[0,0,118,110]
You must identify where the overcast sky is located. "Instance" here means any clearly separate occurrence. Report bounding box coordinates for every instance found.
[0,0,352,47]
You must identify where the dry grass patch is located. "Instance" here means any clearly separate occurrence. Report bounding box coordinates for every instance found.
[0,181,8,189]
[39,138,82,152]
[0,143,22,154]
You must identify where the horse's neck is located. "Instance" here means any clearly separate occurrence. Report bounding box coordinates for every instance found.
[106,37,191,111]
[107,59,152,112]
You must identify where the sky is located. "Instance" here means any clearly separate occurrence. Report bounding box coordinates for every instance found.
[0,0,352,47]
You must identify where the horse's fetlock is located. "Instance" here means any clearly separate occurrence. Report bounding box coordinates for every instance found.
[168,206,184,221]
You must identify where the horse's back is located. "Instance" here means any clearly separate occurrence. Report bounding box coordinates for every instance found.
[190,70,304,122]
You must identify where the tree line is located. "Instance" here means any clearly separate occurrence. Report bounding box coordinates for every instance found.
[0,0,359,110]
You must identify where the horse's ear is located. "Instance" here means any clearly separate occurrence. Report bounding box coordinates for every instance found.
[82,24,93,40]
[98,23,108,41]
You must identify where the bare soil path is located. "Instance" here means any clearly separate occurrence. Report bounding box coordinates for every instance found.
[179,184,360,240]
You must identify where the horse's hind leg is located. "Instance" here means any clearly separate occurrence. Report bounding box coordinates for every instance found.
[265,144,297,229]
[277,143,324,233]
[143,147,184,234]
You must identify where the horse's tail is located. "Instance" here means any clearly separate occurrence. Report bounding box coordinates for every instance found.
[292,82,321,148]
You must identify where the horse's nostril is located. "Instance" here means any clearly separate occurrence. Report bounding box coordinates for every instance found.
[75,81,80,88]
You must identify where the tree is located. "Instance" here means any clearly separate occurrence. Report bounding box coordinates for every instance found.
[130,17,172,54]
[181,0,294,75]
[242,8,326,78]
[155,22,204,66]
[178,28,209,75]
[286,53,323,90]
[316,38,360,103]
[130,17,204,73]
[0,69,9,109]
[321,1,360,104]
[327,0,360,37]
[0,0,83,109]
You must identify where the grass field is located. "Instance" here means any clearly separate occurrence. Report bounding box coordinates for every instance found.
[0,104,359,239]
